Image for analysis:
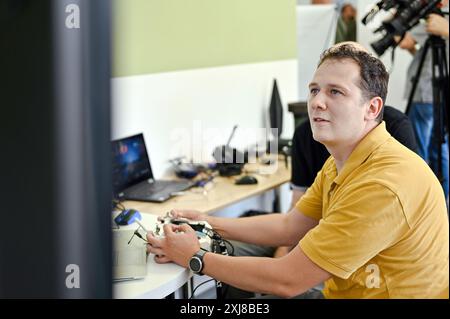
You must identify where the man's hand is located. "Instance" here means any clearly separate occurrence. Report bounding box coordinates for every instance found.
[147,223,200,267]
[426,14,449,38]
[168,209,207,222]
[394,33,417,54]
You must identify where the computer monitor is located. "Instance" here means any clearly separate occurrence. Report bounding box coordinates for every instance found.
[269,79,283,138]
[111,133,154,197]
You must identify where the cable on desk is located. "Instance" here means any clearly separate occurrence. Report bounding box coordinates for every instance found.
[205,227,235,256]
[221,238,235,256]
[128,230,149,245]
[112,199,126,211]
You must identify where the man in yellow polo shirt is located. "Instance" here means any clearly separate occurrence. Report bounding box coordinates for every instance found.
[147,44,449,299]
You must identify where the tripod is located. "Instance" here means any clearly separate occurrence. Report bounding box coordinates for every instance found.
[405,35,449,188]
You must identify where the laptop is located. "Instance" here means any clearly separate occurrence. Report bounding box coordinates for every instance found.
[111,133,193,202]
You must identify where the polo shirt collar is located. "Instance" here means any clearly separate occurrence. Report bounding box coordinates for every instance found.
[331,121,391,185]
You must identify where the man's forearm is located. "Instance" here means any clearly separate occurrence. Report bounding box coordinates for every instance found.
[205,213,293,247]
[201,253,298,297]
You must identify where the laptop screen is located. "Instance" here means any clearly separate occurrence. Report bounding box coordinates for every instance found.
[111,133,154,196]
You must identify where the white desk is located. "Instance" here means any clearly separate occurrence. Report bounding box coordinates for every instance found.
[113,158,291,298]
[113,213,192,299]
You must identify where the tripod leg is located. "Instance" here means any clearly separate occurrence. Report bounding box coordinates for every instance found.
[405,39,430,115]
[440,44,449,136]
[438,44,449,199]
[429,37,449,197]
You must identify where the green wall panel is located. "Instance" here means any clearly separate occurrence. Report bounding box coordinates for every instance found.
[113,0,297,76]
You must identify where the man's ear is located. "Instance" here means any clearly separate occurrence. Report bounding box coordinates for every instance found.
[365,97,384,121]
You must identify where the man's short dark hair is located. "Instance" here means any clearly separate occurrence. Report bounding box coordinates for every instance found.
[318,44,389,122]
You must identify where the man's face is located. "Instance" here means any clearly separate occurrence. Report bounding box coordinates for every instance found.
[308,59,370,147]
[342,5,356,20]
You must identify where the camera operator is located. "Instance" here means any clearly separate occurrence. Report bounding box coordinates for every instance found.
[396,0,449,201]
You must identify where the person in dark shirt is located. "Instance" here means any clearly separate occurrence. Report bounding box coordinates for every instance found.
[291,105,418,199]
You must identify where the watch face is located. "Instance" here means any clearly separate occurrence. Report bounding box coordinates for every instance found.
[189,257,202,272]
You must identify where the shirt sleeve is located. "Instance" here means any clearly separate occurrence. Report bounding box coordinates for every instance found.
[295,166,326,220]
[299,182,409,279]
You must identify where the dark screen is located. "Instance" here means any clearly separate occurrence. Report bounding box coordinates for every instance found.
[269,79,283,138]
[111,133,153,196]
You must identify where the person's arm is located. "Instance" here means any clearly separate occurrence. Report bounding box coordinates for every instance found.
[290,188,306,210]
[148,166,326,296]
[170,205,318,248]
[395,32,418,55]
[273,188,307,258]
[426,14,449,39]
[147,220,330,298]
[201,241,330,298]
[209,208,317,248]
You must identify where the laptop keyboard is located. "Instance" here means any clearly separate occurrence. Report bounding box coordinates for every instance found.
[124,180,191,201]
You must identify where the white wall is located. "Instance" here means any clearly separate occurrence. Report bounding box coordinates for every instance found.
[111,1,414,217]
[297,4,337,101]
[112,59,298,214]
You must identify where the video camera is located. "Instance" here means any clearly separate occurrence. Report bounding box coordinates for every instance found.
[362,0,444,56]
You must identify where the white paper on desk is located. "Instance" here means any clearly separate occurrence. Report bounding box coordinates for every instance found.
[296,5,337,101]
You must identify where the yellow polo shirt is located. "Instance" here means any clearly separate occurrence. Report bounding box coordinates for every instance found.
[297,122,449,299]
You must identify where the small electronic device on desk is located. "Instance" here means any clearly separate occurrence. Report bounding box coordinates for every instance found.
[154,214,213,252]
[169,156,210,179]
[235,175,258,185]
[114,208,142,226]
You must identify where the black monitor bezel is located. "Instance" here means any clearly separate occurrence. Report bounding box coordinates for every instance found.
[111,133,154,196]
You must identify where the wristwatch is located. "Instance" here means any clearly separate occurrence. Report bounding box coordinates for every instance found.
[189,249,207,275]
